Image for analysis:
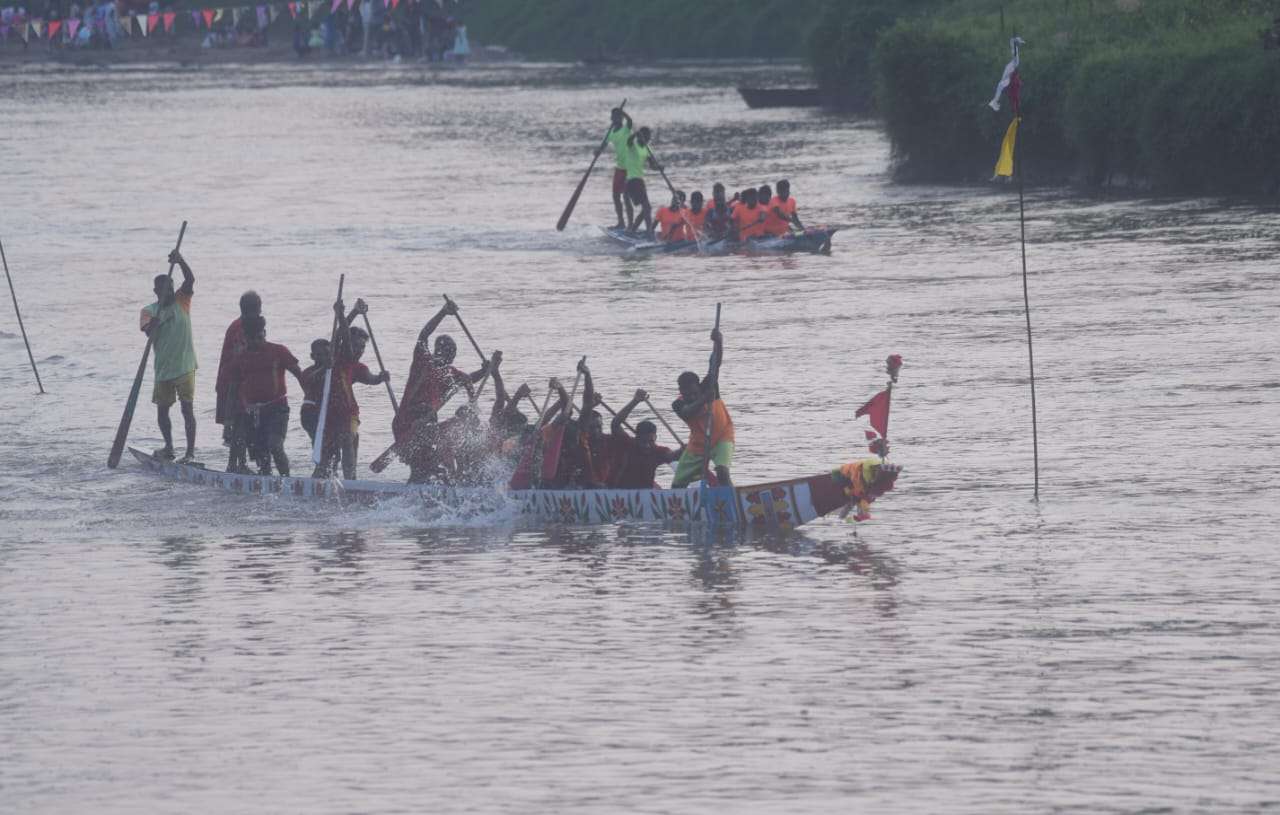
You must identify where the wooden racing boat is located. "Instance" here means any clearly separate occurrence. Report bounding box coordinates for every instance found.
[601,226,836,255]
[127,447,899,530]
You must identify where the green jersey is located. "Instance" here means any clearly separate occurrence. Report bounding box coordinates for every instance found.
[607,125,632,169]
[622,140,651,181]
[144,286,197,382]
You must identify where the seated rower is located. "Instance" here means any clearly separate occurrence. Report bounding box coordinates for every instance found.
[683,191,708,239]
[670,326,734,488]
[729,187,767,242]
[394,299,489,483]
[565,360,611,488]
[298,338,331,444]
[224,314,305,476]
[488,350,533,460]
[764,178,805,236]
[703,183,733,241]
[608,389,681,489]
[653,191,689,243]
[509,378,572,490]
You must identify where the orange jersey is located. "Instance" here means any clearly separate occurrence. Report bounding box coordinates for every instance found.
[762,195,797,236]
[654,206,688,242]
[683,206,708,235]
[681,398,735,455]
[731,204,768,239]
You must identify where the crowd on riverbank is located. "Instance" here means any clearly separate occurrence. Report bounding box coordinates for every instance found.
[0,0,470,61]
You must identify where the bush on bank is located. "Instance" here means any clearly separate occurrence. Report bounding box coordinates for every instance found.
[818,0,1280,194]
[464,0,825,60]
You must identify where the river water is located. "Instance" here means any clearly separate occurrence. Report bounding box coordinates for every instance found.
[1,60,1278,813]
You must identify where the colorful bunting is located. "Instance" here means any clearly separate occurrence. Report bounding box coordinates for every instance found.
[162,12,175,32]
[20,20,28,41]
[269,5,279,23]
[231,7,241,25]
[30,18,42,38]
[988,37,1026,179]
[256,6,268,28]
[214,8,224,21]
[117,15,131,35]
[68,18,80,38]
[287,2,297,18]
[47,18,61,39]
[147,13,159,33]
[330,0,342,13]
[202,9,214,27]
[135,14,147,36]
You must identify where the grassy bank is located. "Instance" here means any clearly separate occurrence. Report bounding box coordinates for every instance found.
[813,0,1280,194]
[463,0,825,60]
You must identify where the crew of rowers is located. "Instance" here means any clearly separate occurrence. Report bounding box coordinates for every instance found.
[137,256,735,491]
[606,107,806,241]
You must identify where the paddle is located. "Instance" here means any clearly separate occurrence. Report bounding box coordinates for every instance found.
[107,221,187,469]
[361,311,398,414]
[700,303,722,489]
[597,398,636,434]
[0,236,44,394]
[643,397,685,447]
[311,274,346,468]
[556,98,626,232]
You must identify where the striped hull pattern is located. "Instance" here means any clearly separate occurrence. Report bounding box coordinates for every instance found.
[127,447,858,530]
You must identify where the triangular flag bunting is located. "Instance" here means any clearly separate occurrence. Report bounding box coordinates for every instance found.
[47,19,62,38]
[256,6,268,28]
[214,8,224,21]
[162,12,175,32]
[68,18,80,38]
[147,13,159,33]
[269,5,279,23]
[287,2,297,18]
[331,0,343,13]
[349,0,357,10]
[190,10,200,26]
[202,9,214,27]
[136,14,147,36]
[118,15,131,35]
[20,22,29,41]
[31,19,43,38]
[231,8,240,25]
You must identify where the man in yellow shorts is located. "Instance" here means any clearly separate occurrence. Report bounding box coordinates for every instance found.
[140,250,198,462]
[671,325,733,488]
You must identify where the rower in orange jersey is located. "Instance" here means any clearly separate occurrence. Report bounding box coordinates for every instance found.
[670,325,733,487]
[762,179,805,237]
[729,187,768,241]
[683,191,709,239]
[653,191,689,243]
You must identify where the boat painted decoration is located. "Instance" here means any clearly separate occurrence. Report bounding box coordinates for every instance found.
[128,447,899,530]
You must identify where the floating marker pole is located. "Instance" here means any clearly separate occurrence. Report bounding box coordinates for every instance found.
[1016,126,1040,501]
[0,236,44,394]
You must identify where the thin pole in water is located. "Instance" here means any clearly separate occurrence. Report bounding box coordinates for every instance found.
[1016,128,1040,502]
[0,236,45,394]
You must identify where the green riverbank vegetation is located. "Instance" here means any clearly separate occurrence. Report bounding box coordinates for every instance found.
[465,0,825,60]
[812,0,1280,194]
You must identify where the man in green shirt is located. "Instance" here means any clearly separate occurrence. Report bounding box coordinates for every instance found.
[139,250,197,462]
[624,126,659,236]
[606,107,634,230]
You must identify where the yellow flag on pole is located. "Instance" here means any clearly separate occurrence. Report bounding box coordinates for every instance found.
[994,117,1020,179]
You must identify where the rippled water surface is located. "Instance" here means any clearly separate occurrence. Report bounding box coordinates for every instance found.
[2,60,1279,813]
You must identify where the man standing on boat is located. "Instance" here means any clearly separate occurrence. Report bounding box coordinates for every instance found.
[214,290,261,472]
[624,126,659,236]
[606,106,634,231]
[670,326,733,488]
[139,250,197,463]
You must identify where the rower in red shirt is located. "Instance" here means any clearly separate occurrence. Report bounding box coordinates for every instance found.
[607,388,681,488]
[214,290,260,472]
[223,313,304,476]
[315,298,390,480]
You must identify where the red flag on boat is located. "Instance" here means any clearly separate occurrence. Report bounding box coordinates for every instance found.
[856,389,891,439]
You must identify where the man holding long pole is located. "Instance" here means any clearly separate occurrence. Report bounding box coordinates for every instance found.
[139,249,197,463]
[670,313,733,488]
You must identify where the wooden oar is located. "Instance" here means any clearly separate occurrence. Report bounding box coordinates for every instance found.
[311,274,345,467]
[556,98,626,232]
[643,397,685,447]
[0,235,44,394]
[361,312,398,414]
[524,392,544,419]
[700,303,722,489]
[107,221,187,469]
[540,362,584,483]
[597,398,636,433]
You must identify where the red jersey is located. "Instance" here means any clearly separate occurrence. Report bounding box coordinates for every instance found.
[396,345,469,442]
[214,317,247,423]
[762,195,797,237]
[226,342,298,408]
[328,360,372,420]
[608,433,677,489]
